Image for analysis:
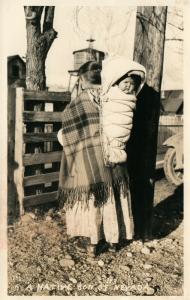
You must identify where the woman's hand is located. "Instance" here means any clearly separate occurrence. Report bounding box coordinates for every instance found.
[57,129,63,146]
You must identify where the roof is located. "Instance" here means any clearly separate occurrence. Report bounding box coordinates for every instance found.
[161,90,183,113]
[68,70,78,73]
[73,48,105,55]
[8,55,26,64]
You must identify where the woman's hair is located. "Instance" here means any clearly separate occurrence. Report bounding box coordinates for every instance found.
[78,61,102,85]
[115,73,142,90]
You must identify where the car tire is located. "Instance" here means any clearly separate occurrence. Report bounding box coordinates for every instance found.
[163,147,183,186]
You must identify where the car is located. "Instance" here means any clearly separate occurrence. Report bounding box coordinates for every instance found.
[162,133,183,186]
[156,115,183,186]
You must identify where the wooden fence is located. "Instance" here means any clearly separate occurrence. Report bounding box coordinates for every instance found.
[8,89,183,217]
[8,87,70,216]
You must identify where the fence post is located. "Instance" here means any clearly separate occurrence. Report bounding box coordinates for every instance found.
[14,87,25,216]
[8,88,16,222]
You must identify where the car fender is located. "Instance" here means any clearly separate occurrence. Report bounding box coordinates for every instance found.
[163,133,183,170]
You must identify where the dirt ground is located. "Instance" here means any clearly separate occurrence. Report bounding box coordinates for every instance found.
[8,170,183,296]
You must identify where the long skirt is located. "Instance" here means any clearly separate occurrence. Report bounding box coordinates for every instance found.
[66,187,134,244]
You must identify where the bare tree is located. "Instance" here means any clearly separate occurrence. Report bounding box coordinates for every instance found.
[72,6,135,55]
[165,7,183,55]
[24,6,57,90]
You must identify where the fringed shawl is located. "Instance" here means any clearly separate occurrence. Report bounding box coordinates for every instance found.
[58,90,130,208]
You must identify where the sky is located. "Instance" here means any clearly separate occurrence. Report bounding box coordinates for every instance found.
[1,3,183,90]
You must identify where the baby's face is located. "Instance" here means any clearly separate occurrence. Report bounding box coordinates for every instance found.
[118,77,136,94]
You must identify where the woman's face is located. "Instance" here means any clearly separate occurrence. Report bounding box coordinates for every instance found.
[118,76,136,94]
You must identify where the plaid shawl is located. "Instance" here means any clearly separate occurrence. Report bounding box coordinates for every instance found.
[58,90,130,208]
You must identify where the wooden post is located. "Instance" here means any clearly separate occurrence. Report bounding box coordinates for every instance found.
[128,7,167,239]
[8,88,17,222]
[14,87,25,216]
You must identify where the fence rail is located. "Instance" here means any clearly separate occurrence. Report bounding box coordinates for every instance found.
[8,87,70,216]
[23,172,60,186]
[24,191,58,207]
[23,132,58,143]
[23,111,64,122]
[24,91,71,102]
[23,151,62,166]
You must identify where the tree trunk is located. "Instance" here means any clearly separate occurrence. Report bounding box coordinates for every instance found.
[23,7,57,198]
[24,6,57,90]
[127,7,167,240]
[134,7,167,92]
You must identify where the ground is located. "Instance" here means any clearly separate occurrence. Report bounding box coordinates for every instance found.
[8,170,183,296]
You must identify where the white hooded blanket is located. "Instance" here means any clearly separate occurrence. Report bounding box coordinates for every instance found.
[100,55,146,166]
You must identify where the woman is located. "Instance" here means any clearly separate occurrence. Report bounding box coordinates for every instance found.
[58,58,144,257]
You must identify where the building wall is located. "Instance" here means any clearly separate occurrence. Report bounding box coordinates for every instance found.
[8,58,26,87]
[73,49,105,71]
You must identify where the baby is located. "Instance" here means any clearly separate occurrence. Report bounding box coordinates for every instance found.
[100,56,146,166]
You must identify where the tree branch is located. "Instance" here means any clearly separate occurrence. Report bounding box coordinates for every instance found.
[42,29,58,55]
[40,6,57,57]
[43,6,55,32]
[168,10,183,18]
[24,7,36,20]
[165,38,183,41]
[167,21,183,31]
[137,12,163,33]
[24,6,43,20]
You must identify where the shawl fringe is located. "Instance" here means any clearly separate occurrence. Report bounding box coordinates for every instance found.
[58,176,129,209]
